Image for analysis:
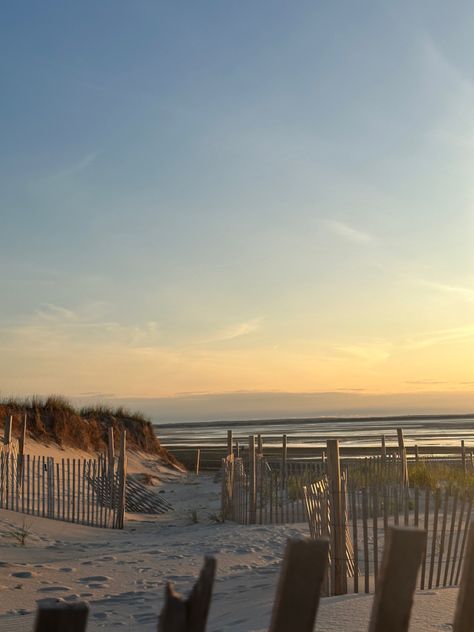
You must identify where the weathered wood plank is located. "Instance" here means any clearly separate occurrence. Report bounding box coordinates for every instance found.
[327,440,344,595]
[158,557,216,632]
[35,602,88,632]
[368,527,426,632]
[453,521,474,632]
[269,538,329,632]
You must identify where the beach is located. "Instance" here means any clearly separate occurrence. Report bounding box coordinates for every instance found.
[0,445,460,632]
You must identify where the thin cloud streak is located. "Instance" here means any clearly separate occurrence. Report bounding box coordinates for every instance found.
[413,279,474,302]
[199,317,264,343]
[325,220,373,244]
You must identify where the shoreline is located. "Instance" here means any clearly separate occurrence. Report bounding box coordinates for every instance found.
[154,411,474,429]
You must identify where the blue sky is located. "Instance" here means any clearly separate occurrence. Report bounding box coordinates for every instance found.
[1,2,474,418]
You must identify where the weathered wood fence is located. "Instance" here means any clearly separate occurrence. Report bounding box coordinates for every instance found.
[33,524,474,632]
[222,434,474,597]
[304,478,474,596]
[0,417,127,528]
[221,452,324,524]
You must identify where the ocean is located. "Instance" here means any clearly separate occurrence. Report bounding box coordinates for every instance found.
[155,414,474,449]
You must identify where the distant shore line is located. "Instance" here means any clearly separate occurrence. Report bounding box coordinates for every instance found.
[154,412,474,430]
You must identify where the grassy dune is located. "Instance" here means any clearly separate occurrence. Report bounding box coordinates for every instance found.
[0,395,181,468]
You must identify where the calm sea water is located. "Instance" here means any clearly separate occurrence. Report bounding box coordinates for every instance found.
[155,415,474,448]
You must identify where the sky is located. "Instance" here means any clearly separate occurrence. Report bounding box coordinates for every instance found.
[1,2,474,420]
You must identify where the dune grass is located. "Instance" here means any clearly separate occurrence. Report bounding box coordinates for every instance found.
[0,395,179,465]
[347,458,474,493]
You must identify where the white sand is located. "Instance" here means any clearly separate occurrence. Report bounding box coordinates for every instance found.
[0,444,459,631]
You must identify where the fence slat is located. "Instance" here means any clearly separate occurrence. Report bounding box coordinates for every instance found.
[158,557,216,632]
[373,488,379,587]
[362,487,370,593]
[444,489,458,586]
[269,538,328,632]
[351,488,359,593]
[368,527,426,632]
[428,488,441,589]
[450,494,466,585]
[436,488,450,587]
[453,522,474,632]
[454,494,473,585]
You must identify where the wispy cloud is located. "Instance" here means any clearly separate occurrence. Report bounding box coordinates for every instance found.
[50,152,99,180]
[413,279,474,302]
[402,324,474,351]
[201,317,263,343]
[31,152,99,187]
[325,220,373,244]
[0,303,162,350]
[421,36,474,160]
[332,341,392,363]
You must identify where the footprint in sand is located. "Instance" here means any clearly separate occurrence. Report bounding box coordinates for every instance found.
[59,567,76,573]
[36,598,66,607]
[88,583,109,589]
[64,594,80,601]
[92,612,109,620]
[79,576,110,583]
[37,586,71,593]
[11,571,36,578]
[77,575,110,590]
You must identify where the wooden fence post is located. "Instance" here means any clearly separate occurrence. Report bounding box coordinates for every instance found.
[35,602,89,632]
[227,430,233,457]
[195,449,201,476]
[115,431,127,529]
[453,522,474,632]
[257,433,263,455]
[248,435,257,524]
[397,428,409,487]
[381,435,387,466]
[107,427,115,475]
[18,413,27,489]
[461,440,466,475]
[327,439,345,595]
[107,427,115,515]
[281,435,287,488]
[3,415,12,446]
[269,538,329,632]
[368,527,426,632]
[158,557,216,632]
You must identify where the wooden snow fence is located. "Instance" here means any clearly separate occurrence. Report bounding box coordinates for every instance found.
[125,476,173,514]
[0,451,126,528]
[304,480,474,596]
[221,452,324,524]
[303,476,355,595]
[33,525,474,632]
[0,421,128,529]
